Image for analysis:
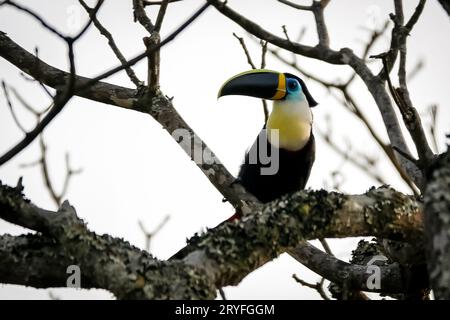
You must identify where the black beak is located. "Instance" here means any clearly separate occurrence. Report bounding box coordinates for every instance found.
[218,69,287,100]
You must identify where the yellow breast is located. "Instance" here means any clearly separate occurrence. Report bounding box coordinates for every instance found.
[267,100,312,151]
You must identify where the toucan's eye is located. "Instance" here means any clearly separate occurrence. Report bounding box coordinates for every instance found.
[287,79,299,91]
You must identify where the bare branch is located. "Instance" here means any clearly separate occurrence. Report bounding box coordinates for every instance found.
[79,0,142,88]
[278,0,312,11]
[428,104,439,153]
[144,33,161,93]
[207,0,343,63]
[0,181,424,296]
[374,49,434,169]
[288,241,428,294]
[2,81,27,133]
[293,274,330,300]
[133,0,155,33]
[138,215,170,252]
[260,40,269,122]
[424,151,450,299]
[0,3,211,166]
[60,153,82,201]
[278,0,330,46]
[154,0,170,32]
[79,2,210,91]
[0,1,105,166]
[233,34,269,122]
[319,238,333,256]
[143,0,182,6]
[2,0,103,42]
[232,33,256,69]
[0,19,254,215]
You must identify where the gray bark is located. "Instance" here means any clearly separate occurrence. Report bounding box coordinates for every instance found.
[0,181,423,298]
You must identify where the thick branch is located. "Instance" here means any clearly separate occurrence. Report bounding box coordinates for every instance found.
[289,242,428,293]
[424,150,450,299]
[207,0,343,64]
[0,181,423,296]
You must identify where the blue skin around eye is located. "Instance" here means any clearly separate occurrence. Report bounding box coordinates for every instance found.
[286,78,304,101]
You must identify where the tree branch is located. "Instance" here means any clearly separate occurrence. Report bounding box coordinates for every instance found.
[0,181,424,297]
[0,26,254,212]
[424,150,450,299]
[289,241,428,294]
[133,0,155,33]
[79,0,142,88]
[207,0,343,63]
[0,2,210,166]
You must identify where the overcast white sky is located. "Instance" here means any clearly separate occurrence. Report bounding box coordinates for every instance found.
[0,0,449,299]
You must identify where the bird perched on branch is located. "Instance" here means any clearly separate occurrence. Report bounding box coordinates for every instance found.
[218,69,318,218]
[170,69,317,260]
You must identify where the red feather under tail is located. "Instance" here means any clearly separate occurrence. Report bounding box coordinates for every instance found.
[225,210,242,222]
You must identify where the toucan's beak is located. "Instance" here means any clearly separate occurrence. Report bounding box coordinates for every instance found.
[218,69,287,100]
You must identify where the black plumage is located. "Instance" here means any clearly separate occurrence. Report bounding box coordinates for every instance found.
[237,127,315,203]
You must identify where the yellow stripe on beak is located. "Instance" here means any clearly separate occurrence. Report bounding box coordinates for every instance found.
[271,73,286,100]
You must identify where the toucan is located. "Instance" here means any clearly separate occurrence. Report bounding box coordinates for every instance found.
[170,69,318,260]
[218,69,318,210]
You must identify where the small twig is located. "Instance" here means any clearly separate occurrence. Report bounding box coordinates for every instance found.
[260,40,269,122]
[361,20,390,60]
[429,104,439,153]
[0,2,211,167]
[77,2,210,93]
[233,33,269,122]
[232,33,256,69]
[2,0,102,42]
[260,40,268,69]
[293,274,330,300]
[319,238,333,256]
[218,288,227,300]
[9,86,49,117]
[316,125,387,185]
[154,0,170,32]
[281,25,292,42]
[138,215,170,252]
[407,59,424,82]
[143,0,182,6]
[19,159,41,169]
[60,153,83,200]
[392,145,418,164]
[296,26,307,43]
[0,1,104,167]
[79,0,142,88]
[25,48,55,100]
[2,81,27,133]
[36,135,82,207]
[278,0,330,46]
[278,0,312,11]
[4,81,81,207]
